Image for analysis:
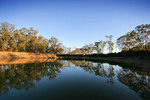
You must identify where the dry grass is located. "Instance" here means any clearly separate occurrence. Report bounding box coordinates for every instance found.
[0,52,57,64]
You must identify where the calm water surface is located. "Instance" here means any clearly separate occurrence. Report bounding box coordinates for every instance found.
[0,60,150,100]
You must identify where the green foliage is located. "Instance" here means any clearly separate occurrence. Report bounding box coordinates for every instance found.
[106,35,114,53]
[94,41,106,54]
[0,22,64,54]
[117,24,150,51]
[70,36,113,55]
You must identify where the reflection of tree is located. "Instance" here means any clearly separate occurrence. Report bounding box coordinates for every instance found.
[1,60,150,99]
[0,60,63,95]
[107,65,115,84]
[118,68,150,99]
[70,60,150,99]
[94,63,107,77]
[69,60,115,84]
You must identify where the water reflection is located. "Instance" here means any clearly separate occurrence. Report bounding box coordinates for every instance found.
[0,61,63,95]
[118,68,150,99]
[69,60,150,100]
[0,60,149,99]
[69,60,115,84]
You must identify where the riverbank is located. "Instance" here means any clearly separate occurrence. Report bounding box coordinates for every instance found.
[0,52,57,64]
[58,55,150,72]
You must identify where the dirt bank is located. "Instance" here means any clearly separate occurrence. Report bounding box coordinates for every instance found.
[0,52,57,64]
[59,56,150,72]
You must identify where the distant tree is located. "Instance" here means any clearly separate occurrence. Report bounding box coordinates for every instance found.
[94,41,106,54]
[62,47,71,54]
[106,35,114,53]
[70,48,82,54]
[80,43,94,54]
[88,43,94,54]
[67,47,71,54]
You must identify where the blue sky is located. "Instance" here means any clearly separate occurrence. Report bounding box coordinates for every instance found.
[0,0,150,51]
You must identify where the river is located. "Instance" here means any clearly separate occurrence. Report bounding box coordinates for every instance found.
[0,60,149,100]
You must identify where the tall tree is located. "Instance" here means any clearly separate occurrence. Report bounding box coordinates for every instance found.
[135,24,150,50]
[49,37,64,54]
[106,35,114,53]
[80,43,94,55]
[0,22,14,51]
[117,31,138,51]
[0,22,65,54]
[117,24,150,51]
[94,41,106,54]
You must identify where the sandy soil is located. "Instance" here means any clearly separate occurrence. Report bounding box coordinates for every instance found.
[0,52,57,64]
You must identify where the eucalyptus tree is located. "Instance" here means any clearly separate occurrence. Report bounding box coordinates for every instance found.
[88,43,94,54]
[0,22,14,51]
[26,27,33,52]
[80,48,86,54]
[117,24,150,51]
[18,28,28,52]
[37,36,44,53]
[69,48,82,54]
[117,35,128,51]
[8,30,18,51]
[83,44,94,54]
[41,38,49,53]
[135,24,150,50]
[49,37,64,54]
[106,35,114,53]
[0,22,66,54]
[25,27,39,53]
[117,31,138,51]
[62,47,71,54]
[94,41,106,54]
[30,28,39,53]
[65,47,71,54]
[80,43,94,55]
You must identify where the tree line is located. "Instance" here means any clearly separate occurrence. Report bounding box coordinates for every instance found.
[0,22,64,54]
[0,22,150,55]
[69,24,150,55]
[117,24,150,51]
[69,35,114,54]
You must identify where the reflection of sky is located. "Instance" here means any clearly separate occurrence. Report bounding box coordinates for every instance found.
[0,61,144,100]
[0,0,150,52]
[43,62,142,100]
